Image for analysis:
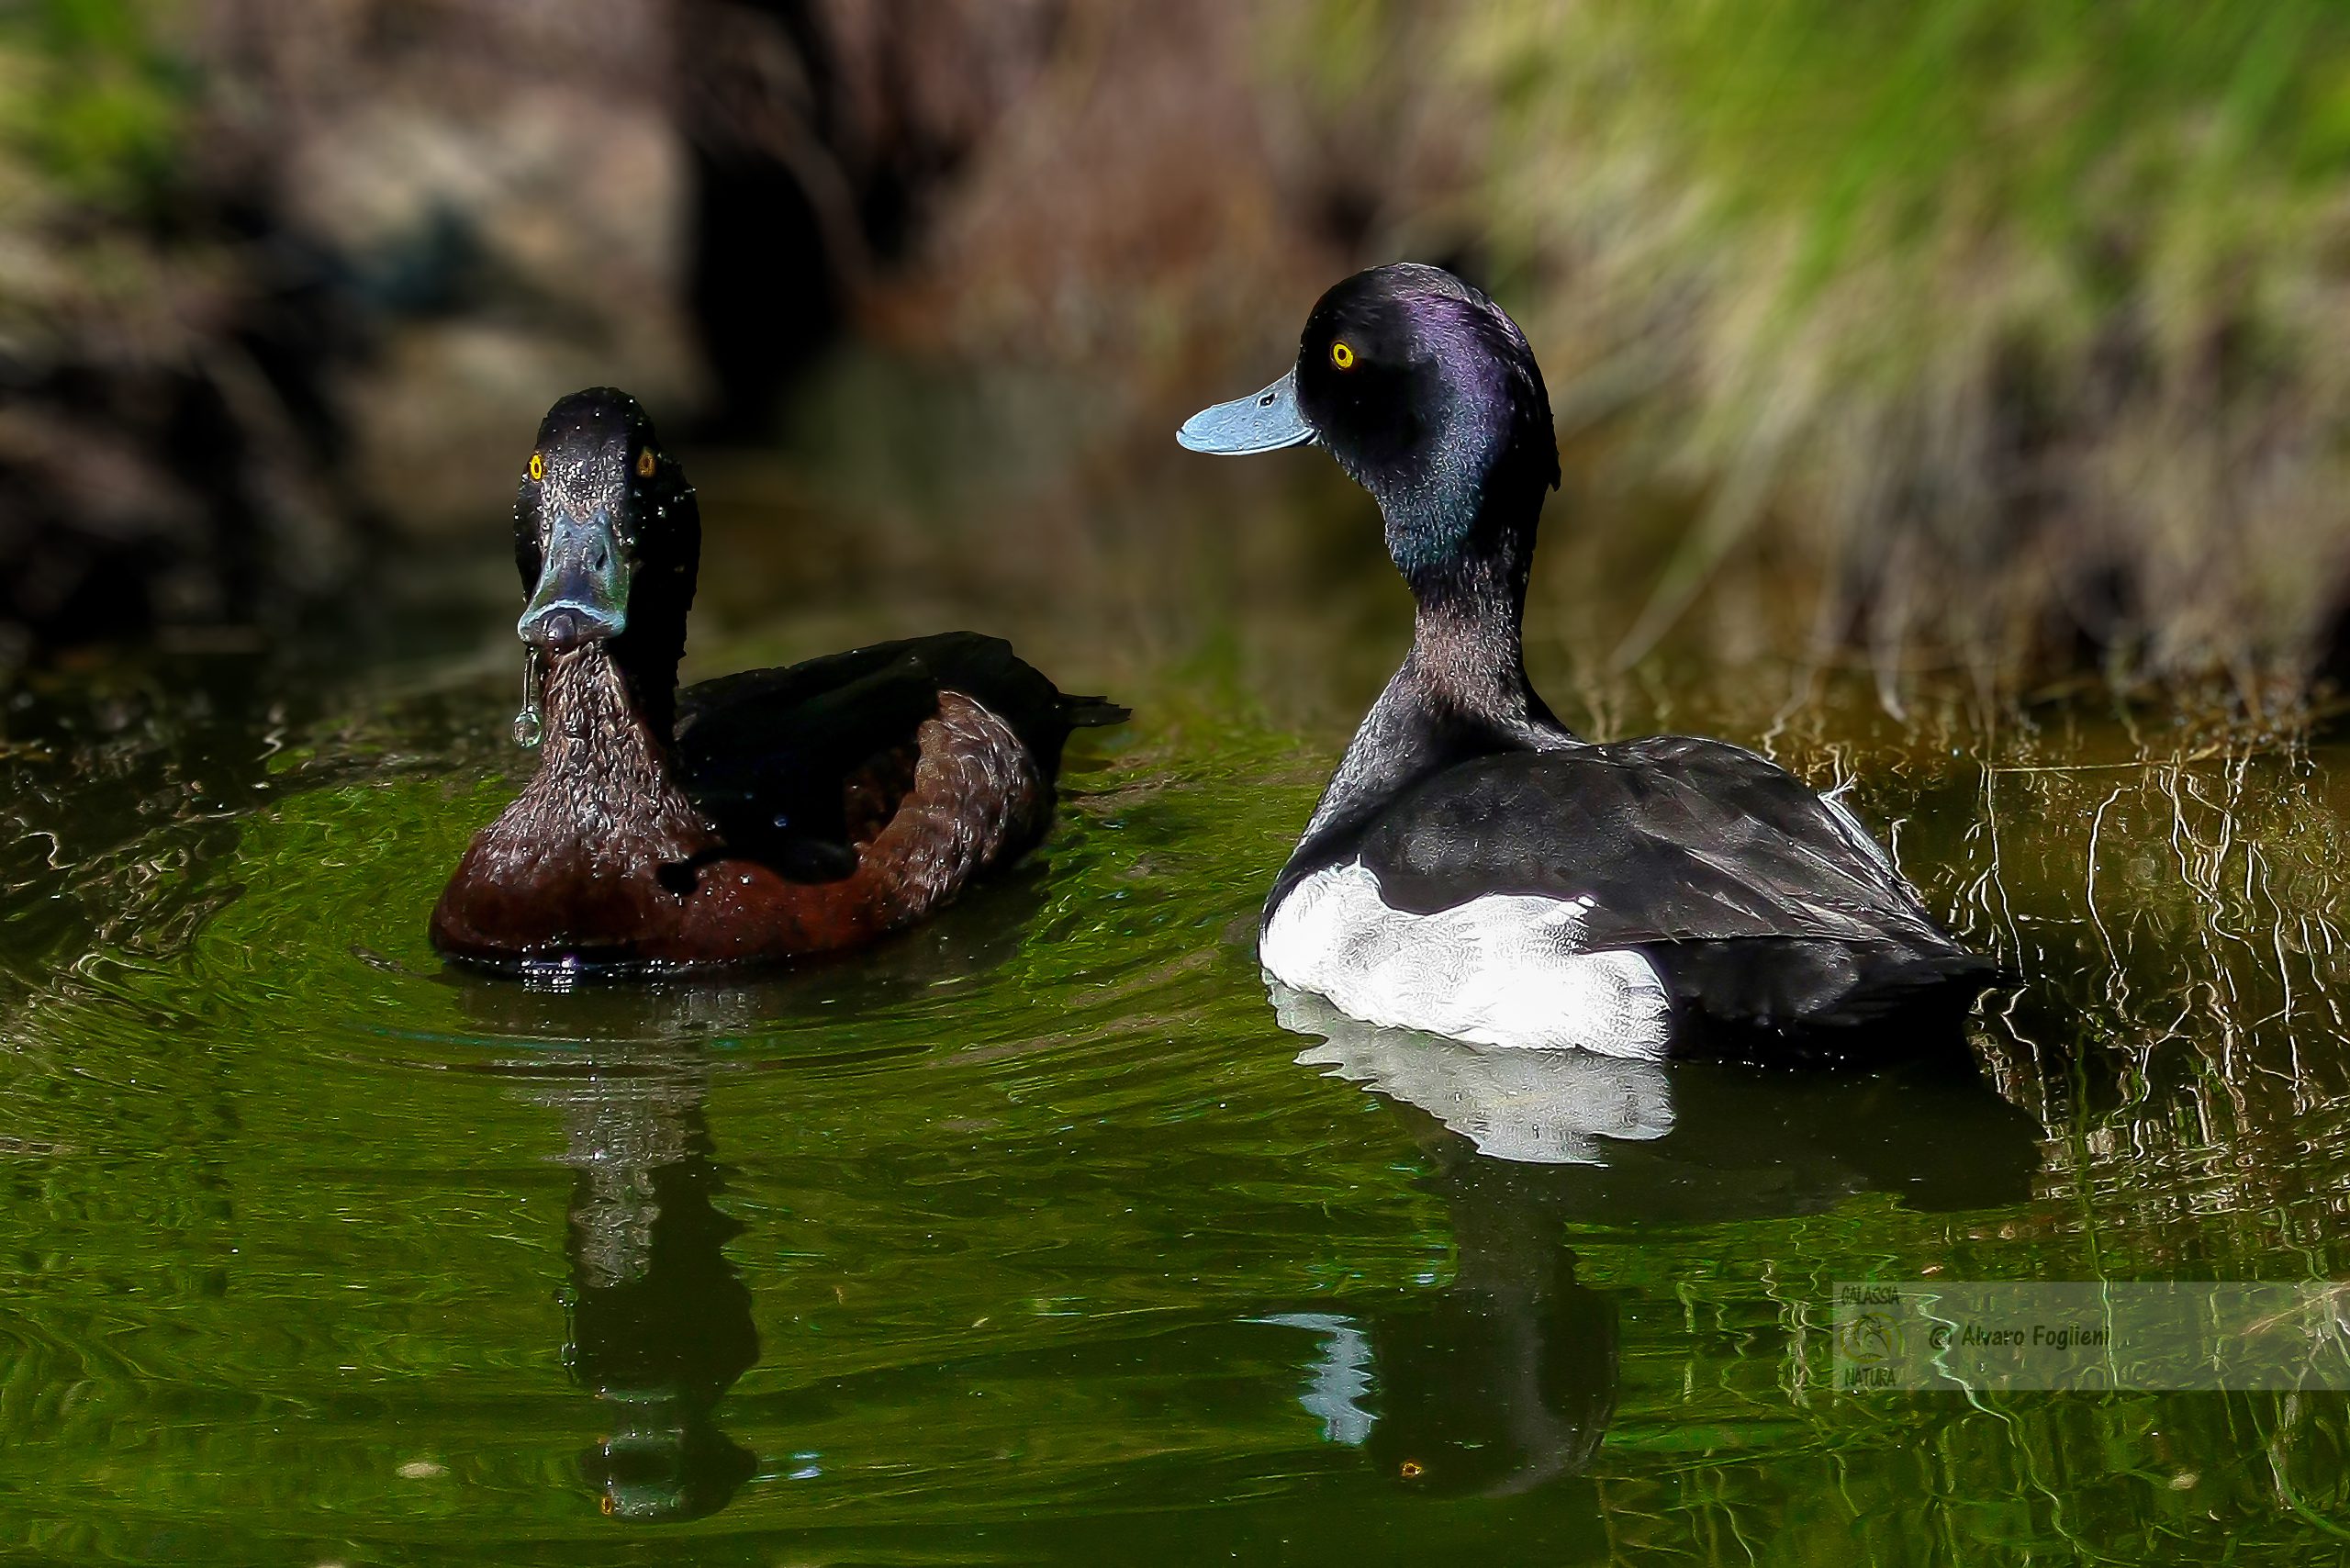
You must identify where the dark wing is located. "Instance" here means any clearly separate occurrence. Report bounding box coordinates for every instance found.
[1350,737,1930,940]
[1347,737,1996,1032]
[673,633,1122,879]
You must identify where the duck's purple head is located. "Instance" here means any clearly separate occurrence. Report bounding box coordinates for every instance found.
[1178,263,1559,589]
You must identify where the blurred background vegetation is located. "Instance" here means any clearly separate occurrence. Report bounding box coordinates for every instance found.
[7,0,2350,711]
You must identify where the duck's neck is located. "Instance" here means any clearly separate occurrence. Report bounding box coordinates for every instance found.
[509,644,709,866]
[1402,547,1550,730]
[1296,480,1574,850]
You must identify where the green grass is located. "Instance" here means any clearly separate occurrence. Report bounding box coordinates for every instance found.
[0,0,185,208]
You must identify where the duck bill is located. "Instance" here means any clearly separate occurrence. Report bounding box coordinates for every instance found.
[519,510,632,653]
[1177,367,1315,454]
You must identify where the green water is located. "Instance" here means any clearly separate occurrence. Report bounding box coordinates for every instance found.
[6,442,2350,1565]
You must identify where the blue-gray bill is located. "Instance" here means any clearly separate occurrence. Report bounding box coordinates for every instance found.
[519,510,632,651]
[1176,368,1315,455]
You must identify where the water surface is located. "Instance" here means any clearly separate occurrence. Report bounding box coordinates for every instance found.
[5,423,2350,1565]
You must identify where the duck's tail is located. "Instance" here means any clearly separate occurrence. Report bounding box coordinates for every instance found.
[1645,936,2007,1061]
[1059,695,1131,729]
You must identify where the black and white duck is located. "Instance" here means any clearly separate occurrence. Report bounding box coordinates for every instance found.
[1178,264,1998,1057]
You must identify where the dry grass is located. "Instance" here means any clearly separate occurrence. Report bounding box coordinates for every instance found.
[1335,0,2350,706]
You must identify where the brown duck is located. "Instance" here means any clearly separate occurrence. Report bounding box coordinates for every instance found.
[431,388,1125,973]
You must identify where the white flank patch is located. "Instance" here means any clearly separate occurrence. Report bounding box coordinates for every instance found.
[1260,859,1672,1057]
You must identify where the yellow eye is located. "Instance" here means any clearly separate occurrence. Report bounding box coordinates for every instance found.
[636,447,656,479]
[527,453,544,482]
[1331,341,1356,370]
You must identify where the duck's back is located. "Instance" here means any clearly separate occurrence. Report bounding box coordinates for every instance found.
[1266,736,1998,1055]
[675,632,1123,882]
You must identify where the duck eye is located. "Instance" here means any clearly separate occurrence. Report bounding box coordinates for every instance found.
[1330,341,1357,370]
[527,453,544,482]
[636,447,656,479]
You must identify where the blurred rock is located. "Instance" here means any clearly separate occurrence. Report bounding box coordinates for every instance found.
[205,0,705,537]
[846,0,1403,381]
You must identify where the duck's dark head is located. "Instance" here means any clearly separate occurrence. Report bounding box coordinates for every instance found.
[1179,263,1559,596]
[516,387,699,726]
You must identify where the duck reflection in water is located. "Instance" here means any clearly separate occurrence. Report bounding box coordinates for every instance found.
[437,882,1055,1523]
[1265,1137,1620,1500]
[537,1043,758,1521]
[1262,989,2041,1496]
[439,888,1058,1523]
[453,978,766,1523]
